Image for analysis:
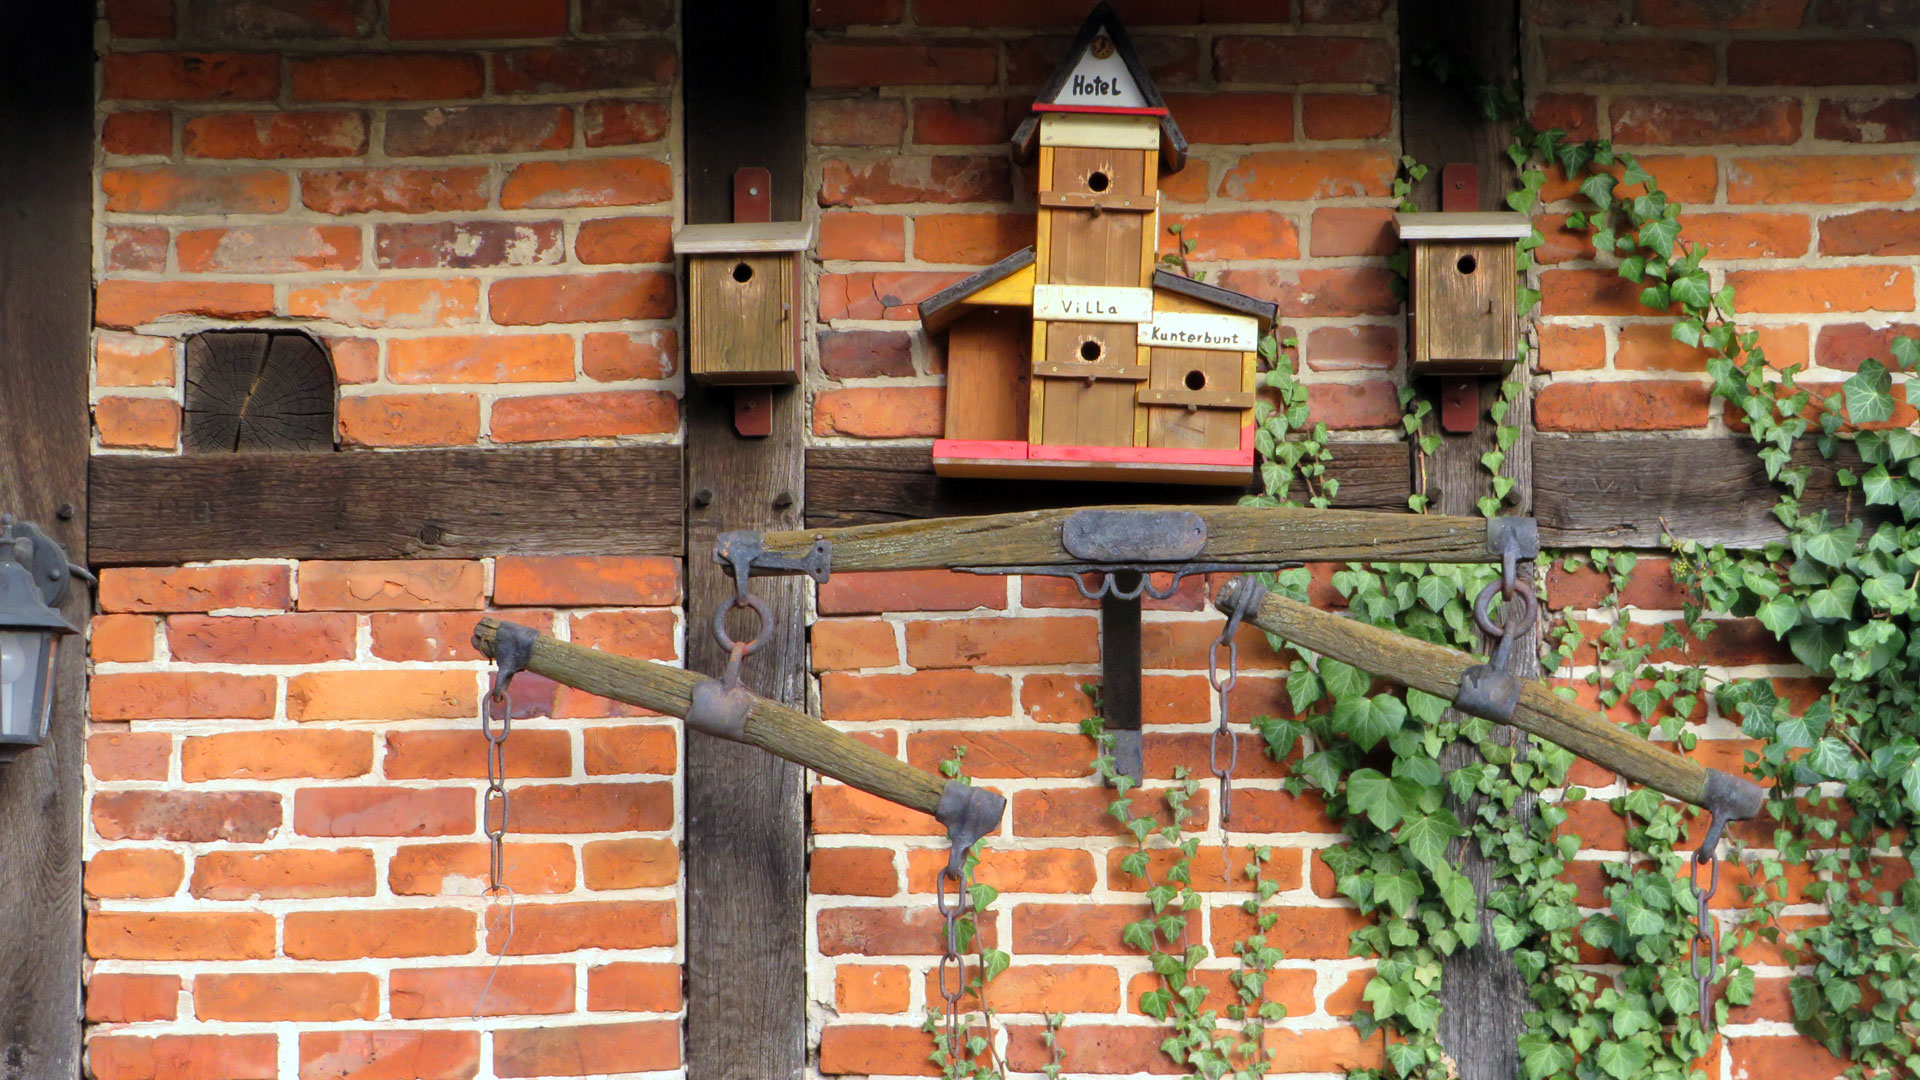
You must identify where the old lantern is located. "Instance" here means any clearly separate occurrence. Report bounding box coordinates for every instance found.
[0,518,78,751]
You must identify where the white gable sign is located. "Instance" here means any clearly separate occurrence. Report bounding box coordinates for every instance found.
[1053,32,1147,109]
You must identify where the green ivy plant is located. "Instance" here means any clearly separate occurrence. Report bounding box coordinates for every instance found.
[1511,119,1920,1075]
[1084,711,1286,1079]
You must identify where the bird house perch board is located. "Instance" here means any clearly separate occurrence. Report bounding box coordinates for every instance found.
[916,3,1274,487]
[674,220,814,385]
[1392,211,1530,378]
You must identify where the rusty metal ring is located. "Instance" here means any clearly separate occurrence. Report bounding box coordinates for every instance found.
[1471,580,1507,639]
[934,866,965,918]
[711,591,773,657]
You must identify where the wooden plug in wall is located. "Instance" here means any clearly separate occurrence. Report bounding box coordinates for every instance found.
[1394,164,1530,434]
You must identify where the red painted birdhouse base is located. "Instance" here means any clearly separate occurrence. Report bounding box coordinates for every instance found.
[931,437,1254,486]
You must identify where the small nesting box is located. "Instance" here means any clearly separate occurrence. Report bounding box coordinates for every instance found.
[673,221,814,385]
[1393,211,1532,377]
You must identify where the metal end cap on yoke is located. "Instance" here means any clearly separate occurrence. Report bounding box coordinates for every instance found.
[935,780,1007,875]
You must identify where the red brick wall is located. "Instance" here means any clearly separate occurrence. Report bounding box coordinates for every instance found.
[94,0,680,451]
[82,0,1920,1077]
[86,3,688,1078]
[1529,0,1920,432]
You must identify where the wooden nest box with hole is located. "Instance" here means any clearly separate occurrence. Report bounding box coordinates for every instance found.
[673,220,813,385]
[1392,211,1531,377]
[915,3,1276,486]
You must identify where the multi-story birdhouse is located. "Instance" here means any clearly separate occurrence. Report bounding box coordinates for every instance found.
[1393,211,1530,377]
[917,4,1275,486]
[673,221,813,385]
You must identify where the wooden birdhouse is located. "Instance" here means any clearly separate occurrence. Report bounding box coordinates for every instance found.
[915,3,1275,486]
[1392,211,1531,377]
[673,221,814,385]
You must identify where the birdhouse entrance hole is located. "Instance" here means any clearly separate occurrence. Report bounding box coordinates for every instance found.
[731,261,755,283]
[1183,369,1207,391]
[1456,253,1477,275]
[1079,339,1105,362]
[1087,170,1111,192]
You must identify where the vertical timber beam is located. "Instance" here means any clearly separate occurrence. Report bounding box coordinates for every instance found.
[1400,4,1535,1080]
[0,5,91,1075]
[682,3,810,1078]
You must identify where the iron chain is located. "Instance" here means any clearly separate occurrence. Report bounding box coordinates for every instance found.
[1689,815,1726,1032]
[474,667,518,1018]
[934,864,973,1063]
[1209,583,1259,829]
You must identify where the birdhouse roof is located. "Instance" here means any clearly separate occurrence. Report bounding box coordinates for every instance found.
[1010,2,1187,173]
[1391,211,1533,241]
[672,220,815,254]
[915,249,1277,337]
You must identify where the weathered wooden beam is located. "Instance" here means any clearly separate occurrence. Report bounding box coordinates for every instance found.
[1535,435,1870,549]
[803,442,1413,529]
[87,446,683,565]
[682,0,809,1071]
[1402,0,1529,1069]
[758,503,1499,573]
[0,4,90,1072]
[474,619,957,819]
[1211,578,1763,816]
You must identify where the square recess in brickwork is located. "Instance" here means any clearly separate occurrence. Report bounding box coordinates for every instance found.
[183,330,337,454]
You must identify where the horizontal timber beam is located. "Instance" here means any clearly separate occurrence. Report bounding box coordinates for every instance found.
[89,446,683,566]
[1534,435,1872,550]
[803,442,1412,529]
[758,503,1499,571]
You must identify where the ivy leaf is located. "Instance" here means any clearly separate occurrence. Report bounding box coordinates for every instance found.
[1893,335,1920,371]
[1520,1034,1575,1080]
[1806,736,1859,780]
[1287,666,1324,713]
[1415,573,1453,613]
[1395,807,1464,871]
[1595,1040,1650,1079]
[1436,868,1476,919]
[1670,270,1712,308]
[1372,868,1421,915]
[1347,768,1412,831]
[1862,464,1902,505]
[1844,357,1896,425]
[1618,255,1646,283]
[1320,659,1371,703]
[1756,593,1801,637]
[1638,216,1680,259]
[1491,912,1525,950]
[1333,693,1408,752]
[1578,172,1616,211]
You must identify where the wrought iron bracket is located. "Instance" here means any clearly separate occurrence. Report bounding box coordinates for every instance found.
[713,529,833,586]
[487,619,540,701]
[1701,766,1766,826]
[1484,514,1540,564]
[935,780,1007,878]
[1454,664,1522,725]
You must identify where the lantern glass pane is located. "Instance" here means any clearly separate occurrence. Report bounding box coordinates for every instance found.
[0,630,54,746]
